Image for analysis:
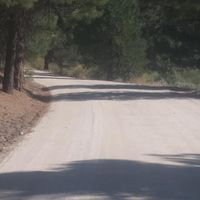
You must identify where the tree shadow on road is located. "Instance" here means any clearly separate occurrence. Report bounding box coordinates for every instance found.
[44,84,192,92]
[25,84,200,103]
[26,89,200,103]
[33,76,73,80]
[28,72,200,102]
[149,154,200,167]
[32,72,73,80]
[0,157,200,200]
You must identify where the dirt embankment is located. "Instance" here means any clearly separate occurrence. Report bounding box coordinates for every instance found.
[0,79,50,154]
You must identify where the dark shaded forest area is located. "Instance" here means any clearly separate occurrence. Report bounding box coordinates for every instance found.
[0,0,200,93]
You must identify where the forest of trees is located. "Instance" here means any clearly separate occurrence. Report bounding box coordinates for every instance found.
[0,0,200,93]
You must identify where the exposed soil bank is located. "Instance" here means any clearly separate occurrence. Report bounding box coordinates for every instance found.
[0,79,50,155]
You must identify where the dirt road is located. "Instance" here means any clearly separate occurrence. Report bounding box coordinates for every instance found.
[0,71,200,200]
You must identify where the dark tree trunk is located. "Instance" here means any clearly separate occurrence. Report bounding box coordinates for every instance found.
[106,65,113,80]
[3,13,17,93]
[59,62,64,74]
[0,54,4,70]
[14,11,25,91]
[44,50,53,71]
[44,55,49,71]
[14,38,24,91]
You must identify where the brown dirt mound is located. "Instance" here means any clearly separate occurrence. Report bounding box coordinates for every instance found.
[0,80,50,154]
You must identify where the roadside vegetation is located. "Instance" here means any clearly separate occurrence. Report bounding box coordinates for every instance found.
[0,0,200,94]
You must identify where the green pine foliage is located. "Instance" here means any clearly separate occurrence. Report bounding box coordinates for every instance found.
[0,0,37,8]
[73,0,147,80]
[0,0,200,90]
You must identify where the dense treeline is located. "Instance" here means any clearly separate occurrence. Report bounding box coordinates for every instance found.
[140,1,200,72]
[0,0,200,93]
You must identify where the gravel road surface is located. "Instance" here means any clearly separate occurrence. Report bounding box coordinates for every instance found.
[0,71,200,200]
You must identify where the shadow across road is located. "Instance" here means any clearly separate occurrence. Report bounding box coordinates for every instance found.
[28,72,200,102]
[149,154,200,167]
[26,87,200,103]
[0,158,200,200]
[43,84,192,92]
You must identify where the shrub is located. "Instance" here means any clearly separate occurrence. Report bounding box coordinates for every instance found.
[29,57,44,70]
[129,71,163,85]
[168,68,200,89]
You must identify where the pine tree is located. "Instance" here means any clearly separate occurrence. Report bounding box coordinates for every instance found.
[0,0,37,93]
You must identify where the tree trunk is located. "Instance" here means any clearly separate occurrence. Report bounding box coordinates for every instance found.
[106,59,116,80]
[14,11,25,91]
[14,39,24,91]
[3,13,17,93]
[44,55,49,71]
